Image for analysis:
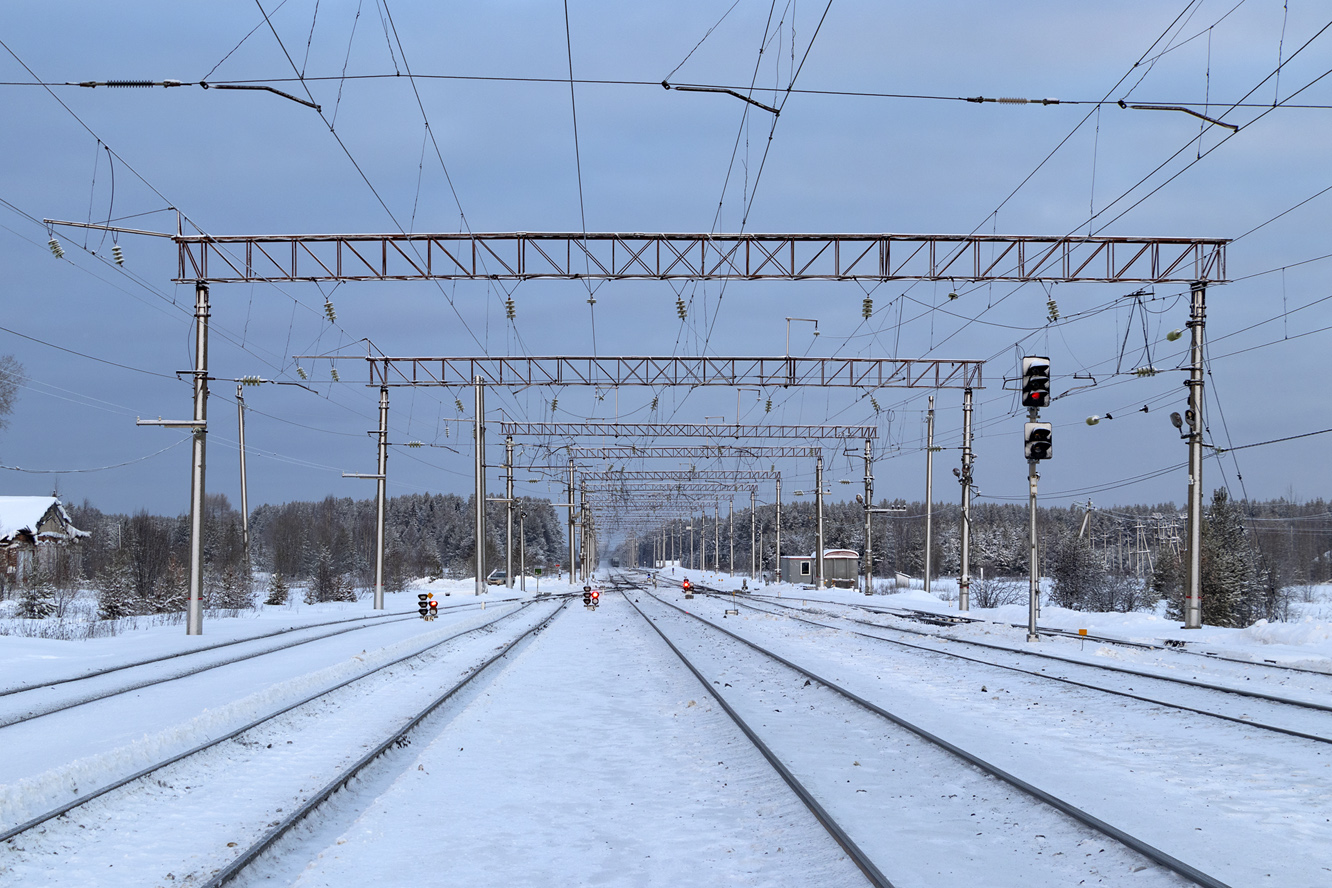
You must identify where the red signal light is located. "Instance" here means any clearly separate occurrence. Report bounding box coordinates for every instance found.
[591,590,600,599]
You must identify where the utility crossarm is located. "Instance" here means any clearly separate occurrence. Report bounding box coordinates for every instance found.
[501,422,875,440]
[332,355,982,390]
[170,231,1227,284]
[581,470,779,483]
[571,445,819,460]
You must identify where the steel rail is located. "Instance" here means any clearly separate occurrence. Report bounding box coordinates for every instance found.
[742,594,1332,713]
[0,600,548,843]
[717,594,1332,745]
[0,604,486,698]
[751,592,1332,676]
[199,597,569,888]
[635,581,1233,888]
[0,608,471,729]
[617,585,893,888]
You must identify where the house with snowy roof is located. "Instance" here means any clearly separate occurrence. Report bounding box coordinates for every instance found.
[0,496,88,592]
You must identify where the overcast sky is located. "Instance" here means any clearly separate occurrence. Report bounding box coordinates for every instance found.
[2,1,1331,525]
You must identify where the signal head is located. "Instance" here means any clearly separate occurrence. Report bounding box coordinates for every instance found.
[1020,356,1052,409]
[1024,421,1053,460]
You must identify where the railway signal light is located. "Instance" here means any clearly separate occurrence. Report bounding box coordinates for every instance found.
[417,593,430,618]
[1020,356,1051,409]
[1024,421,1052,460]
[428,600,438,620]
[583,585,592,606]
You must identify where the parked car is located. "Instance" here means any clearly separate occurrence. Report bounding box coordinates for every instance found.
[486,569,507,585]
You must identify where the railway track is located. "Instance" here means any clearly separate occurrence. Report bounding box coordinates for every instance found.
[616,574,1232,888]
[0,602,502,729]
[747,589,1332,675]
[721,589,1332,742]
[1,597,568,885]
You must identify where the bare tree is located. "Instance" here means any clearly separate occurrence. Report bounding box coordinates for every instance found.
[0,355,21,431]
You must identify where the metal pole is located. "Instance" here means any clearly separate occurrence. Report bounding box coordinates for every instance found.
[1184,281,1206,629]
[568,458,576,583]
[236,385,249,570]
[474,376,486,596]
[924,394,935,594]
[959,387,974,612]
[186,281,209,636]
[775,478,782,582]
[505,436,514,589]
[374,385,388,610]
[1027,418,1040,642]
[815,452,825,588]
[863,439,873,596]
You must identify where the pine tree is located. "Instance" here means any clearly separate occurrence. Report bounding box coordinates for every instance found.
[265,572,290,606]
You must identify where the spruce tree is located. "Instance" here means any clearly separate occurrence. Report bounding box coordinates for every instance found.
[17,576,55,619]
[265,572,290,606]
[96,551,137,620]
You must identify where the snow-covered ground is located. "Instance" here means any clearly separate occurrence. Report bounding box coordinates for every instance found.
[661,563,1332,669]
[0,570,1329,885]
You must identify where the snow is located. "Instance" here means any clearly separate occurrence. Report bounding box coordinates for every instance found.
[0,572,1329,885]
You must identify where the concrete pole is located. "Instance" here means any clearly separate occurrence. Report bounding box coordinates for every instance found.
[474,377,486,596]
[750,489,757,579]
[567,458,576,583]
[1184,281,1206,629]
[959,387,974,612]
[729,499,734,577]
[579,481,588,580]
[775,478,782,582]
[863,439,873,596]
[519,511,527,592]
[815,452,825,588]
[714,503,720,573]
[186,281,209,636]
[505,436,514,589]
[924,394,935,594]
[236,385,250,573]
[1027,421,1040,642]
[374,385,388,610]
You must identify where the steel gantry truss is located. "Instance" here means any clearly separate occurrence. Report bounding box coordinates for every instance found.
[74,209,1230,636]
[570,445,819,460]
[173,231,1227,284]
[353,355,982,390]
[581,470,779,483]
[501,422,875,440]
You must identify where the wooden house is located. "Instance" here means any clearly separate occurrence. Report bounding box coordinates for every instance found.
[0,497,87,592]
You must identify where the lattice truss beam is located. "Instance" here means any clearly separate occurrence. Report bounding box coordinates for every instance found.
[176,232,1227,283]
[502,422,875,440]
[570,445,819,460]
[347,356,980,390]
[581,471,779,482]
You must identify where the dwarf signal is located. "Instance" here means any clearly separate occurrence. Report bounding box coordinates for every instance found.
[418,592,437,620]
